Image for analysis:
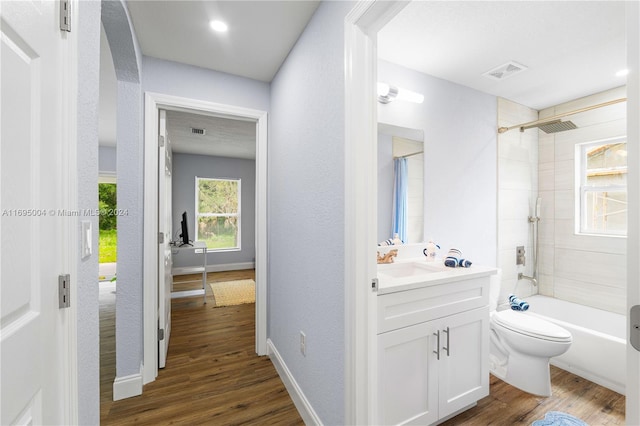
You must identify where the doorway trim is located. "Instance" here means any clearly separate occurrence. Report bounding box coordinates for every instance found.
[343,1,410,424]
[142,92,268,384]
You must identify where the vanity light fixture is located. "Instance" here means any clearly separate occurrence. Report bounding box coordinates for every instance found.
[209,19,228,32]
[616,68,629,77]
[377,82,424,104]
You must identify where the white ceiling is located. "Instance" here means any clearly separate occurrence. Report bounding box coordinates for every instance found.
[100,1,629,155]
[165,110,256,159]
[125,0,320,82]
[98,1,319,157]
[378,1,627,110]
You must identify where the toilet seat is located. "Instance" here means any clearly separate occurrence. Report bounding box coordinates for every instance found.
[493,310,572,342]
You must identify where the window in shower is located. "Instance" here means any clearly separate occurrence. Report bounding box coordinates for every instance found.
[577,137,627,236]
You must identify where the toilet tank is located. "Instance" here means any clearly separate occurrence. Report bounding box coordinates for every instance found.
[489,269,502,312]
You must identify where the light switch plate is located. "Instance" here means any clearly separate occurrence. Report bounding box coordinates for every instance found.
[81,221,92,259]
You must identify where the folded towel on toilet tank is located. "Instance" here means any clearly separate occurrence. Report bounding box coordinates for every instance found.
[509,294,529,311]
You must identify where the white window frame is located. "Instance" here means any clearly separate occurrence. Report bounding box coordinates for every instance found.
[195,176,242,252]
[576,136,627,237]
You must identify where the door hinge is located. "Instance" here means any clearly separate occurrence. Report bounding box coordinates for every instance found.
[59,0,71,32]
[371,278,378,292]
[58,274,71,308]
[158,328,165,341]
[158,232,164,244]
[159,135,165,147]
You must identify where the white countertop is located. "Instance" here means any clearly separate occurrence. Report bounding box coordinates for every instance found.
[377,257,497,295]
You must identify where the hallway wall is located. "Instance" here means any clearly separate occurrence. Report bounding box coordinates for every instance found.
[77,1,101,423]
[268,2,354,424]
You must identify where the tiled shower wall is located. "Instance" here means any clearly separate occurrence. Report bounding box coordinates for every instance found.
[538,87,627,314]
[497,98,539,305]
[498,87,627,314]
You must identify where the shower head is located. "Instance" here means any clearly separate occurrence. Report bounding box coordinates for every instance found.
[521,119,577,134]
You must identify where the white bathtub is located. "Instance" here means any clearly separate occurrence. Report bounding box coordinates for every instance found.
[523,295,626,395]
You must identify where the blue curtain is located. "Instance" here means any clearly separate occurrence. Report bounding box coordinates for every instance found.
[392,157,408,243]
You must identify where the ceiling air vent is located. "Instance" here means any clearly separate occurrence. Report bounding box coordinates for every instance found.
[483,61,528,81]
[190,127,206,135]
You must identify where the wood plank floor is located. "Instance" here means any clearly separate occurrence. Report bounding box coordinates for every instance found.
[441,366,625,425]
[100,270,303,425]
[101,271,625,425]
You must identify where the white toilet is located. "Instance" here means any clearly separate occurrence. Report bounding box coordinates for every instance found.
[489,276,572,396]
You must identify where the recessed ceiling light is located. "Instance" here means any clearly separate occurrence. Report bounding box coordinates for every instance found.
[209,20,228,32]
[616,69,629,77]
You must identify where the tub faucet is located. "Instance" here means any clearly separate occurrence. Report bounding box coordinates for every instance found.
[518,272,538,286]
[377,249,398,264]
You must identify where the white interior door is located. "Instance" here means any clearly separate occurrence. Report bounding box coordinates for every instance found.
[158,109,173,368]
[1,1,72,423]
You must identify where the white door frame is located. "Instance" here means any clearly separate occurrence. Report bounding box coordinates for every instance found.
[626,1,640,423]
[345,0,640,423]
[343,1,409,424]
[64,1,80,421]
[142,92,268,384]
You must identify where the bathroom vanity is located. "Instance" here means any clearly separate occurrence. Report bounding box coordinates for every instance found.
[376,259,496,425]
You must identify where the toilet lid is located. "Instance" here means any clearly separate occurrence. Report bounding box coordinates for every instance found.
[493,310,572,342]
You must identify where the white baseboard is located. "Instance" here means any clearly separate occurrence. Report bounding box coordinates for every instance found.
[172,262,255,276]
[112,363,143,401]
[267,339,322,426]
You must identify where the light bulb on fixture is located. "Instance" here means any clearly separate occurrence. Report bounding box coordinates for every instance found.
[377,82,424,104]
[616,69,629,77]
[209,20,228,32]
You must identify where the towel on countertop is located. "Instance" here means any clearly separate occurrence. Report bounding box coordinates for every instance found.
[444,248,472,268]
[509,294,529,311]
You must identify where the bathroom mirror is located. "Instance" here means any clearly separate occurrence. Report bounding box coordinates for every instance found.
[377,123,424,244]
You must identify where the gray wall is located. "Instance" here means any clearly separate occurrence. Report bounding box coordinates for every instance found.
[142,56,270,112]
[77,1,101,424]
[99,145,116,175]
[102,0,145,387]
[377,132,393,241]
[269,2,354,424]
[378,60,498,266]
[171,153,256,268]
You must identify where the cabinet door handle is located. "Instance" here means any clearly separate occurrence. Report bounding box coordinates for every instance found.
[433,331,440,360]
[443,327,450,357]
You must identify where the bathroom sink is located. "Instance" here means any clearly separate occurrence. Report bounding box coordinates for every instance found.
[377,261,442,279]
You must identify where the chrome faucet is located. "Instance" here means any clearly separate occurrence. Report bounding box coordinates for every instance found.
[518,272,538,286]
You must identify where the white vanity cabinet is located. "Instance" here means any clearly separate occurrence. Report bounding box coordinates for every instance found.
[376,275,490,426]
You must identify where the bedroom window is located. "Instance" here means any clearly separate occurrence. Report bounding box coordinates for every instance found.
[577,138,627,236]
[196,177,241,250]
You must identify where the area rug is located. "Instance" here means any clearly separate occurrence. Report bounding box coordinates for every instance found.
[209,279,255,307]
[532,411,588,426]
